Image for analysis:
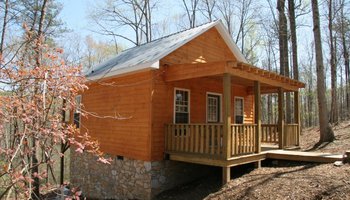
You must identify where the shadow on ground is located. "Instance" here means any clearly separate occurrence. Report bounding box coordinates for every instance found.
[154,163,256,200]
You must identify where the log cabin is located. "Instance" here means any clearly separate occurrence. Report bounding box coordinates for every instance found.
[70,20,305,199]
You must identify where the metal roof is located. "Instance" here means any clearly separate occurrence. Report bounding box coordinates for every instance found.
[86,20,247,81]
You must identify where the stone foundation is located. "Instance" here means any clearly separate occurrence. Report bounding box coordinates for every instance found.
[70,151,211,199]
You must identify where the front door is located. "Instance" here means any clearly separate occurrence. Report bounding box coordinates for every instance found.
[207,94,221,123]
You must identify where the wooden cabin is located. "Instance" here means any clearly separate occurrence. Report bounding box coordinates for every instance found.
[72,20,305,199]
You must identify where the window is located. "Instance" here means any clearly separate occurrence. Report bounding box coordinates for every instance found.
[174,89,190,123]
[207,93,221,123]
[74,95,81,128]
[234,97,244,124]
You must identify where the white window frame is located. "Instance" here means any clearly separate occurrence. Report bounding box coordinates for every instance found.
[173,88,191,124]
[74,95,82,128]
[206,92,222,123]
[234,96,244,124]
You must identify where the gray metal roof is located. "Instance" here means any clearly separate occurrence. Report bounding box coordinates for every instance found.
[86,20,247,81]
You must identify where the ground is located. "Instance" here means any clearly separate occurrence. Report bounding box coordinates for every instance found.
[155,121,350,200]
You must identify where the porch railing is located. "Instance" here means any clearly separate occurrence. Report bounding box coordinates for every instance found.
[165,123,299,159]
[284,124,299,147]
[165,123,259,159]
[165,124,224,158]
[230,124,257,156]
[261,124,279,144]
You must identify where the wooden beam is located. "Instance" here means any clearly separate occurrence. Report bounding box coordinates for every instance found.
[222,167,230,185]
[345,151,350,163]
[164,61,305,92]
[278,88,285,149]
[164,61,226,81]
[169,153,227,167]
[254,81,261,154]
[266,150,343,163]
[226,66,301,91]
[294,91,300,146]
[223,73,232,160]
[254,161,261,168]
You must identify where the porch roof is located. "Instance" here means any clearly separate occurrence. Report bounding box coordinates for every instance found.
[164,61,305,92]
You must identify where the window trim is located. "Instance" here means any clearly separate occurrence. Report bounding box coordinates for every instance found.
[234,96,244,124]
[173,88,191,124]
[206,92,222,123]
[74,95,82,128]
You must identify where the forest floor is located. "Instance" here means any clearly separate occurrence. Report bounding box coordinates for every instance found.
[155,121,350,200]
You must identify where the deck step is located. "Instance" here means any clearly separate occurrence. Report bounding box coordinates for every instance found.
[266,150,343,163]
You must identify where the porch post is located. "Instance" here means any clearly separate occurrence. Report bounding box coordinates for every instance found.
[222,167,230,185]
[254,81,261,154]
[222,73,232,184]
[278,88,285,149]
[294,90,300,146]
[223,73,232,160]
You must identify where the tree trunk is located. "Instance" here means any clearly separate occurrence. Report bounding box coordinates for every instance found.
[328,0,338,124]
[288,0,299,80]
[32,1,49,199]
[277,0,291,123]
[340,4,350,118]
[0,0,9,55]
[277,0,288,76]
[311,0,335,142]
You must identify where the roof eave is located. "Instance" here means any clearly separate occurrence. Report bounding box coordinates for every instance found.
[86,61,160,82]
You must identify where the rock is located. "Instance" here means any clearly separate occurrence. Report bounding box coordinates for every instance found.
[334,161,344,166]
[144,162,152,172]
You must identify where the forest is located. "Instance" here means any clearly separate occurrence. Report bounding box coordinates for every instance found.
[0,0,349,199]
[2,0,349,129]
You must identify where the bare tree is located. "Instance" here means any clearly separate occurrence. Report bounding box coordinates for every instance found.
[288,0,299,80]
[216,0,234,35]
[0,0,9,55]
[337,0,350,117]
[181,0,200,28]
[277,0,288,77]
[91,0,156,46]
[277,0,292,123]
[327,0,339,124]
[199,0,216,22]
[234,0,255,55]
[311,0,335,142]
[216,0,258,60]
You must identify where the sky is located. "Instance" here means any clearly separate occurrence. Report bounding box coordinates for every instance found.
[57,0,182,45]
[58,0,93,38]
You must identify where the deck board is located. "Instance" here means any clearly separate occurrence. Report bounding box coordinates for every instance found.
[265,150,343,163]
[167,149,344,167]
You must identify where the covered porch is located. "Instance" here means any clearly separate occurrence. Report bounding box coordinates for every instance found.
[163,61,305,183]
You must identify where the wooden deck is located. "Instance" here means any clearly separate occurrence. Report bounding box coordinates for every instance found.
[265,150,344,163]
[166,149,343,168]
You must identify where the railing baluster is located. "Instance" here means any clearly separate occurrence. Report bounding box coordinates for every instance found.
[217,125,221,156]
[205,124,209,154]
[195,125,199,153]
[200,125,204,153]
[190,125,194,153]
[231,125,234,157]
[185,125,189,152]
[167,124,171,151]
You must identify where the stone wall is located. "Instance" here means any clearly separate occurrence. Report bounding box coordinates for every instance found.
[70,151,211,199]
